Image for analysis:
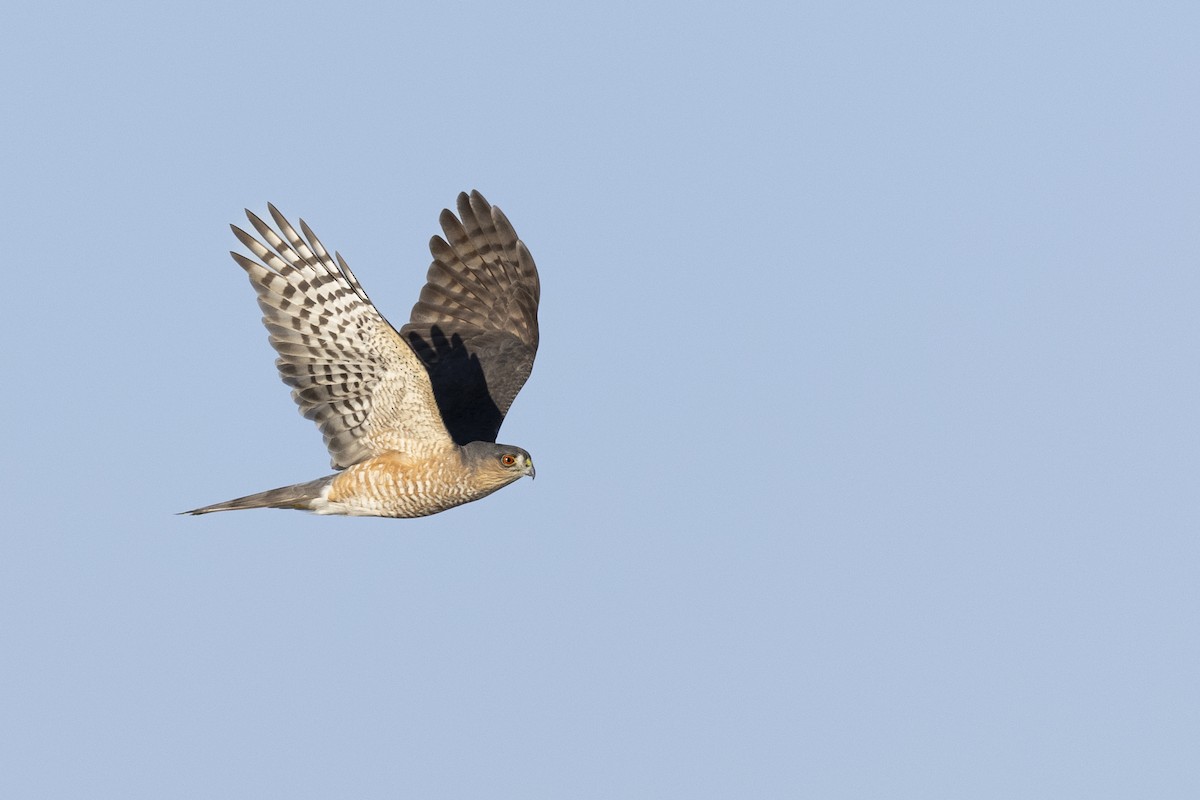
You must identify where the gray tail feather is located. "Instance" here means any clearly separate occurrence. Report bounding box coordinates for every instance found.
[181,476,335,515]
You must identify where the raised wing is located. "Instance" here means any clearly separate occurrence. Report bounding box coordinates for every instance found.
[231,206,455,469]
[400,191,541,445]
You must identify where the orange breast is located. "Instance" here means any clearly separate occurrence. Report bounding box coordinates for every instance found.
[325,450,469,517]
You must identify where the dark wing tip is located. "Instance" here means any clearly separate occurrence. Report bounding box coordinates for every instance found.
[230,224,259,251]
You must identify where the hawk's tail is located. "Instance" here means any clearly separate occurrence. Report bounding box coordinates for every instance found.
[181,476,335,515]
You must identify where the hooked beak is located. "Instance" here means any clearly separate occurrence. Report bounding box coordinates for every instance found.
[525,456,536,480]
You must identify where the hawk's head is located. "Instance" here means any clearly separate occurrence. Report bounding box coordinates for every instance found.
[462,441,536,492]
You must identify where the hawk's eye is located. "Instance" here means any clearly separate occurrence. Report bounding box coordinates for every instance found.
[500,454,517,467]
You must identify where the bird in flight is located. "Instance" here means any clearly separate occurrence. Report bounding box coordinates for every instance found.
[185,191,540,518]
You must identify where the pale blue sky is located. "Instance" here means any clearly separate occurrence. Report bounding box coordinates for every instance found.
[2,1,1198,797]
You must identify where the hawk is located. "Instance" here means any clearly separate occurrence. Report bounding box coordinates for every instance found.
[185,191,540,518]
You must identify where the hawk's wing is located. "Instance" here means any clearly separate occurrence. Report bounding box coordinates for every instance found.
[400,191,541,445]
[232,206,455,469]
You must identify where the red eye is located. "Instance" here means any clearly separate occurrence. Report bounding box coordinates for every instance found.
[501,454,517,467]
